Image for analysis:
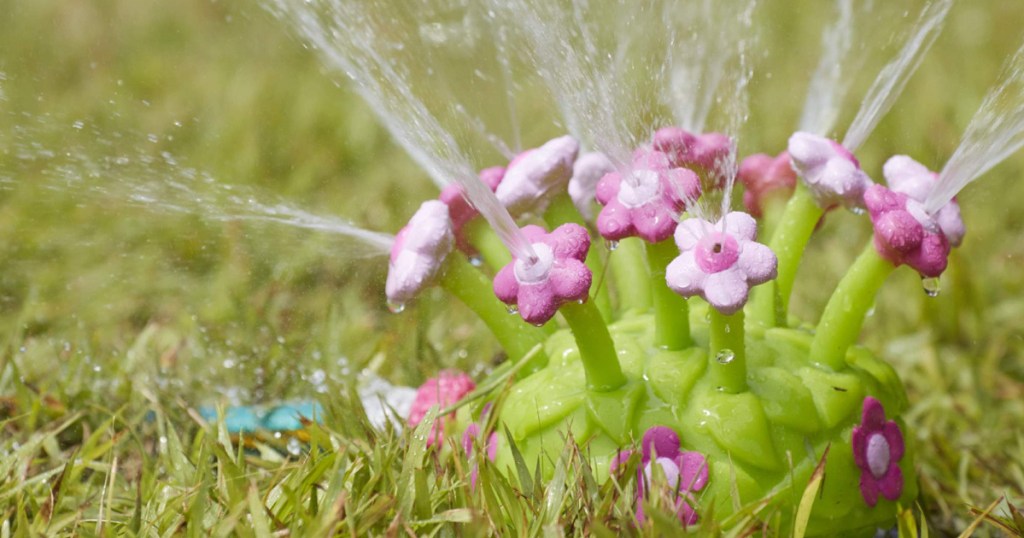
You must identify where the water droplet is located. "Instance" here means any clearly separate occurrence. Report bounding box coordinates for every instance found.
[723,324,731,334]
[576,298,585,305]
[468,255,483,267]
[850,206,866,215]
[72,120,84,130]
[222,359,235,369]
[605,240,619,251]
[716,349,735,364]
[386,300,406,313]
[922,277,940,297]
[506,304,519,315]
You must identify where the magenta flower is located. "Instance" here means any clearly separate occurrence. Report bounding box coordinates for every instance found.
[439,165,506,254]
[385,200,454,307]
[738,151,797,217]
[787,131,872,210]
[665,212,778,315]
[595,150,701,243]
[864,185,950,278]
[851,397,905,507]
[493,223,592,325]
[653,126,732,175]
[406,370,476,446]
[611,426,709,526]
[568,151,616,220]
[494,135,579,217]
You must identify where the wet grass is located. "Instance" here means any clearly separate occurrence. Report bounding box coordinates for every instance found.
[1,0,1024,535]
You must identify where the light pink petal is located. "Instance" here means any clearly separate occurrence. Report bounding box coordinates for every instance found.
[736,241,778,285]
[665,251,705,297]
[787,131,835,172]
[883,155,933,201]
[674,218,708,251]
[720,211,758,242]
[935,202,965,247]
[702,269,750,315]
[495,135,579,215]
[663,167,701,207]
[569,152,616,219]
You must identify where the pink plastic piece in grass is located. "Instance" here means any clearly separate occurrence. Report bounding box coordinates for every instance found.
[738,151,797,217]
[495,135,579,216]
[595,150,701,243]
[611,426,709,526]
[666,212,777,315]
[407,370,476,446]
[385,200,454,306]
[492,223,592,325]
[788,131,872,210]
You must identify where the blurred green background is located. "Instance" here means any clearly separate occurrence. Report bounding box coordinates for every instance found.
[1,0,1023,533]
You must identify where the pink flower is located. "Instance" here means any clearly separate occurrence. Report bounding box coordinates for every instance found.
[568,151,616,220]
[595,150,701,243]
[494,135,579,217]
[406,370,476,446]
[611,426,709,526]
[738,151,797,217]
[665,212,777,315]
[461,411,499,489]
[653,126,732,175]
[787,132,873,210]
[439,165,506,254]
[385,200,454,306]
[882,155,965,247]
[851,397,905,507]
[493,224,592,325]
[864,185,950,278]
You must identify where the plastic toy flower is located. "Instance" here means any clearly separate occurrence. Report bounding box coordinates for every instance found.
[407,370,476,446]
[788,131,872,210]
[439,165,505,253]
[595,150,701,243]
[653,126,732,173]
[852,397,905,507]
[611,426,709,525]
[738,151,797,217]
[881,155,965,246]
[495,135,579,216]
[385,200,454,307]
[864,185,950,278]
[493,223,592,325]
[665,212,778,315]
[567,151,616,220]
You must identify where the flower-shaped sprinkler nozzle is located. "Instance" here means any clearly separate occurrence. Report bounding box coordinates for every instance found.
[439,165,506,263]
[493,223,625,392]
[738,151,797,219]
[653,126,732,184]
[666,212,778,393]
[385,200,455,312]
[495,135,579,217]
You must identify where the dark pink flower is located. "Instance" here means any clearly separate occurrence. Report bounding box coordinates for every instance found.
[492,223,592,325]
[461,416,499,489]
[864,184,950,278]
[595,150,701,243]
[406,370,476,446]
[738,151,797,217]
[852,397,905,507]
[653,126,732,176]
[611,426,709,526]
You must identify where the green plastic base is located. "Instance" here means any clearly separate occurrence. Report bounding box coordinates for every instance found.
[484,305,916,534]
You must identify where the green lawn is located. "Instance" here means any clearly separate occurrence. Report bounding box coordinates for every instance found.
[1,0,1023,535]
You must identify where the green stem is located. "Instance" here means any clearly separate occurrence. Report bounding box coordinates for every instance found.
[608,237,653,313]
[464,219,512,271]
[544,194,612,320]
[560,300,625,392]
[440,256,550,371]
[749,183,824,327]
[809,243,896,370]
[708,309,747,393]
[646,239,692,350]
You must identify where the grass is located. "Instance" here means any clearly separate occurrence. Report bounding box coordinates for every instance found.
[1,0,1024,535]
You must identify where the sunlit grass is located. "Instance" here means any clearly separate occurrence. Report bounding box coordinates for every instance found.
[1,0,1024,535]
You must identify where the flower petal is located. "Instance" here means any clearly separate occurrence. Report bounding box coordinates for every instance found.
[674,218,707,251]
[596,201,635,241]
[549,260,592,302]
[677,451,709,492]
[665,251,705,297]
[720,211,757,242]
[642,426,681,461]
[703,269,750,315]
[859,474,881,507]
[879,464,904,501]
[883,421,904,462]
[736,241,778,284]
[861,397,887,431]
